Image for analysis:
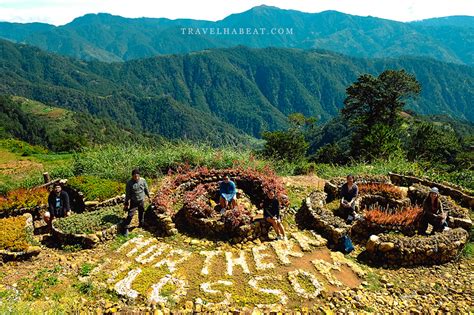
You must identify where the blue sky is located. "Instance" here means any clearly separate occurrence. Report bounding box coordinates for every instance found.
[1,0,473,25]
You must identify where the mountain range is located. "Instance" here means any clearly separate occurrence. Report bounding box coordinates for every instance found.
[0,6,473,65]
[1,39,473,144]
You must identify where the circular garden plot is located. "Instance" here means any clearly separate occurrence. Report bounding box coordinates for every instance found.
[297,176,472,266]
[52,205,125,248]
[147,167,288,243]
[0,213,41,261]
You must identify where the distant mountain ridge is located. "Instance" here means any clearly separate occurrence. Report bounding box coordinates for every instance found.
[1,40,473,145]
[0,6,473,65]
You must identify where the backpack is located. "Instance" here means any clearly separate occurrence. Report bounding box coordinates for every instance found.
[339,235,354,253]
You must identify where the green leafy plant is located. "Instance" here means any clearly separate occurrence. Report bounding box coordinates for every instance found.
[74,281,94,295]
[54,205,124,234]
[79,262,95,277]
[68,175,124,201]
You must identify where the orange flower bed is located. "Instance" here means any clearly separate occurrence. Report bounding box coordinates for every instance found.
[0,187,48,212]
[363,206,423,226]
[358,183,404,199]
[0,216,30,252]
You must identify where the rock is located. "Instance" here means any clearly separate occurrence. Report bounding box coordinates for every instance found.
[185,300,193,311]
[366,235,379,252]
[379,242,395,252]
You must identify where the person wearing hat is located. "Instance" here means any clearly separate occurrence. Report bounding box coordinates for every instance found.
[123,168,150,236]
[419,187,449,235]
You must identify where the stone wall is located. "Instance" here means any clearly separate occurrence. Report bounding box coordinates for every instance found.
[365,228,469,266]
[52,220,119,249]
[324,175,391,202]
[296,191,350,245]
[389,172,474,210]
[351,220,417,242]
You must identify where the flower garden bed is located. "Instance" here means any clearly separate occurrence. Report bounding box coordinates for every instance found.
[0,213,41,261]
[0,187,48,218]
[351,206,423,241]
[298,176,472,266]
[148,167,287,242]
[52,205,125,248]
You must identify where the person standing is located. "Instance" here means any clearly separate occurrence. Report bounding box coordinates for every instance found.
[219,175,237,214]
[123,168,150,236]
[44,183,71,232]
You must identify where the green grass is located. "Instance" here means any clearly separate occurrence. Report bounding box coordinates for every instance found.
[462,242,473,259]
[365,271,382,292]
[0,139,73,194]
[72,142,273,181]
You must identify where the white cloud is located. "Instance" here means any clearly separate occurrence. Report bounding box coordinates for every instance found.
[0,0,473,25]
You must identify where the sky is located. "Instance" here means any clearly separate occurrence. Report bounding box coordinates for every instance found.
[0,0,473,26]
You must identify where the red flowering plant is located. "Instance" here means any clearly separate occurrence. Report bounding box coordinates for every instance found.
[363,205,423,226]
[358,183,404,199]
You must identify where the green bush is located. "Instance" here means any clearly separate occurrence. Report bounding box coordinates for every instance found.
[54,205,124,234]
[68,175,124,201]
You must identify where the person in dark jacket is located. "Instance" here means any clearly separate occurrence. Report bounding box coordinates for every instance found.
[264,191,287,241]
[123,168,150,236]
[419,187,448,234]
[219,175,237,214]
[44,183,71,231]
[340,174,359,223]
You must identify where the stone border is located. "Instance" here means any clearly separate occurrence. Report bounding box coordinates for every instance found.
[296,191,350,245]
[0,213,41,261]
[365,228,469,266]
[389,172,474,209]
[148,168,287,240]
[324,175,392,202]
[52,219,120,249]
[84,195,125,210]
[180,184,271,243]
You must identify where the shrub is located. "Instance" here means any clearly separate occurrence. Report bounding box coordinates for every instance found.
[363,206,423,226]
[0,187,48,214]
[68,175,124,201]
[0,216,30,251]
[54,205,124,234]
[222,205,252,230]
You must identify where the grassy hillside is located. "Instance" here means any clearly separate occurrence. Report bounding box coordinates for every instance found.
[0,95,162,151]
[1,41,473,144]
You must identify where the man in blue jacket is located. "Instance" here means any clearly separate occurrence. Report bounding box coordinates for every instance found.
[219,175,237,214]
